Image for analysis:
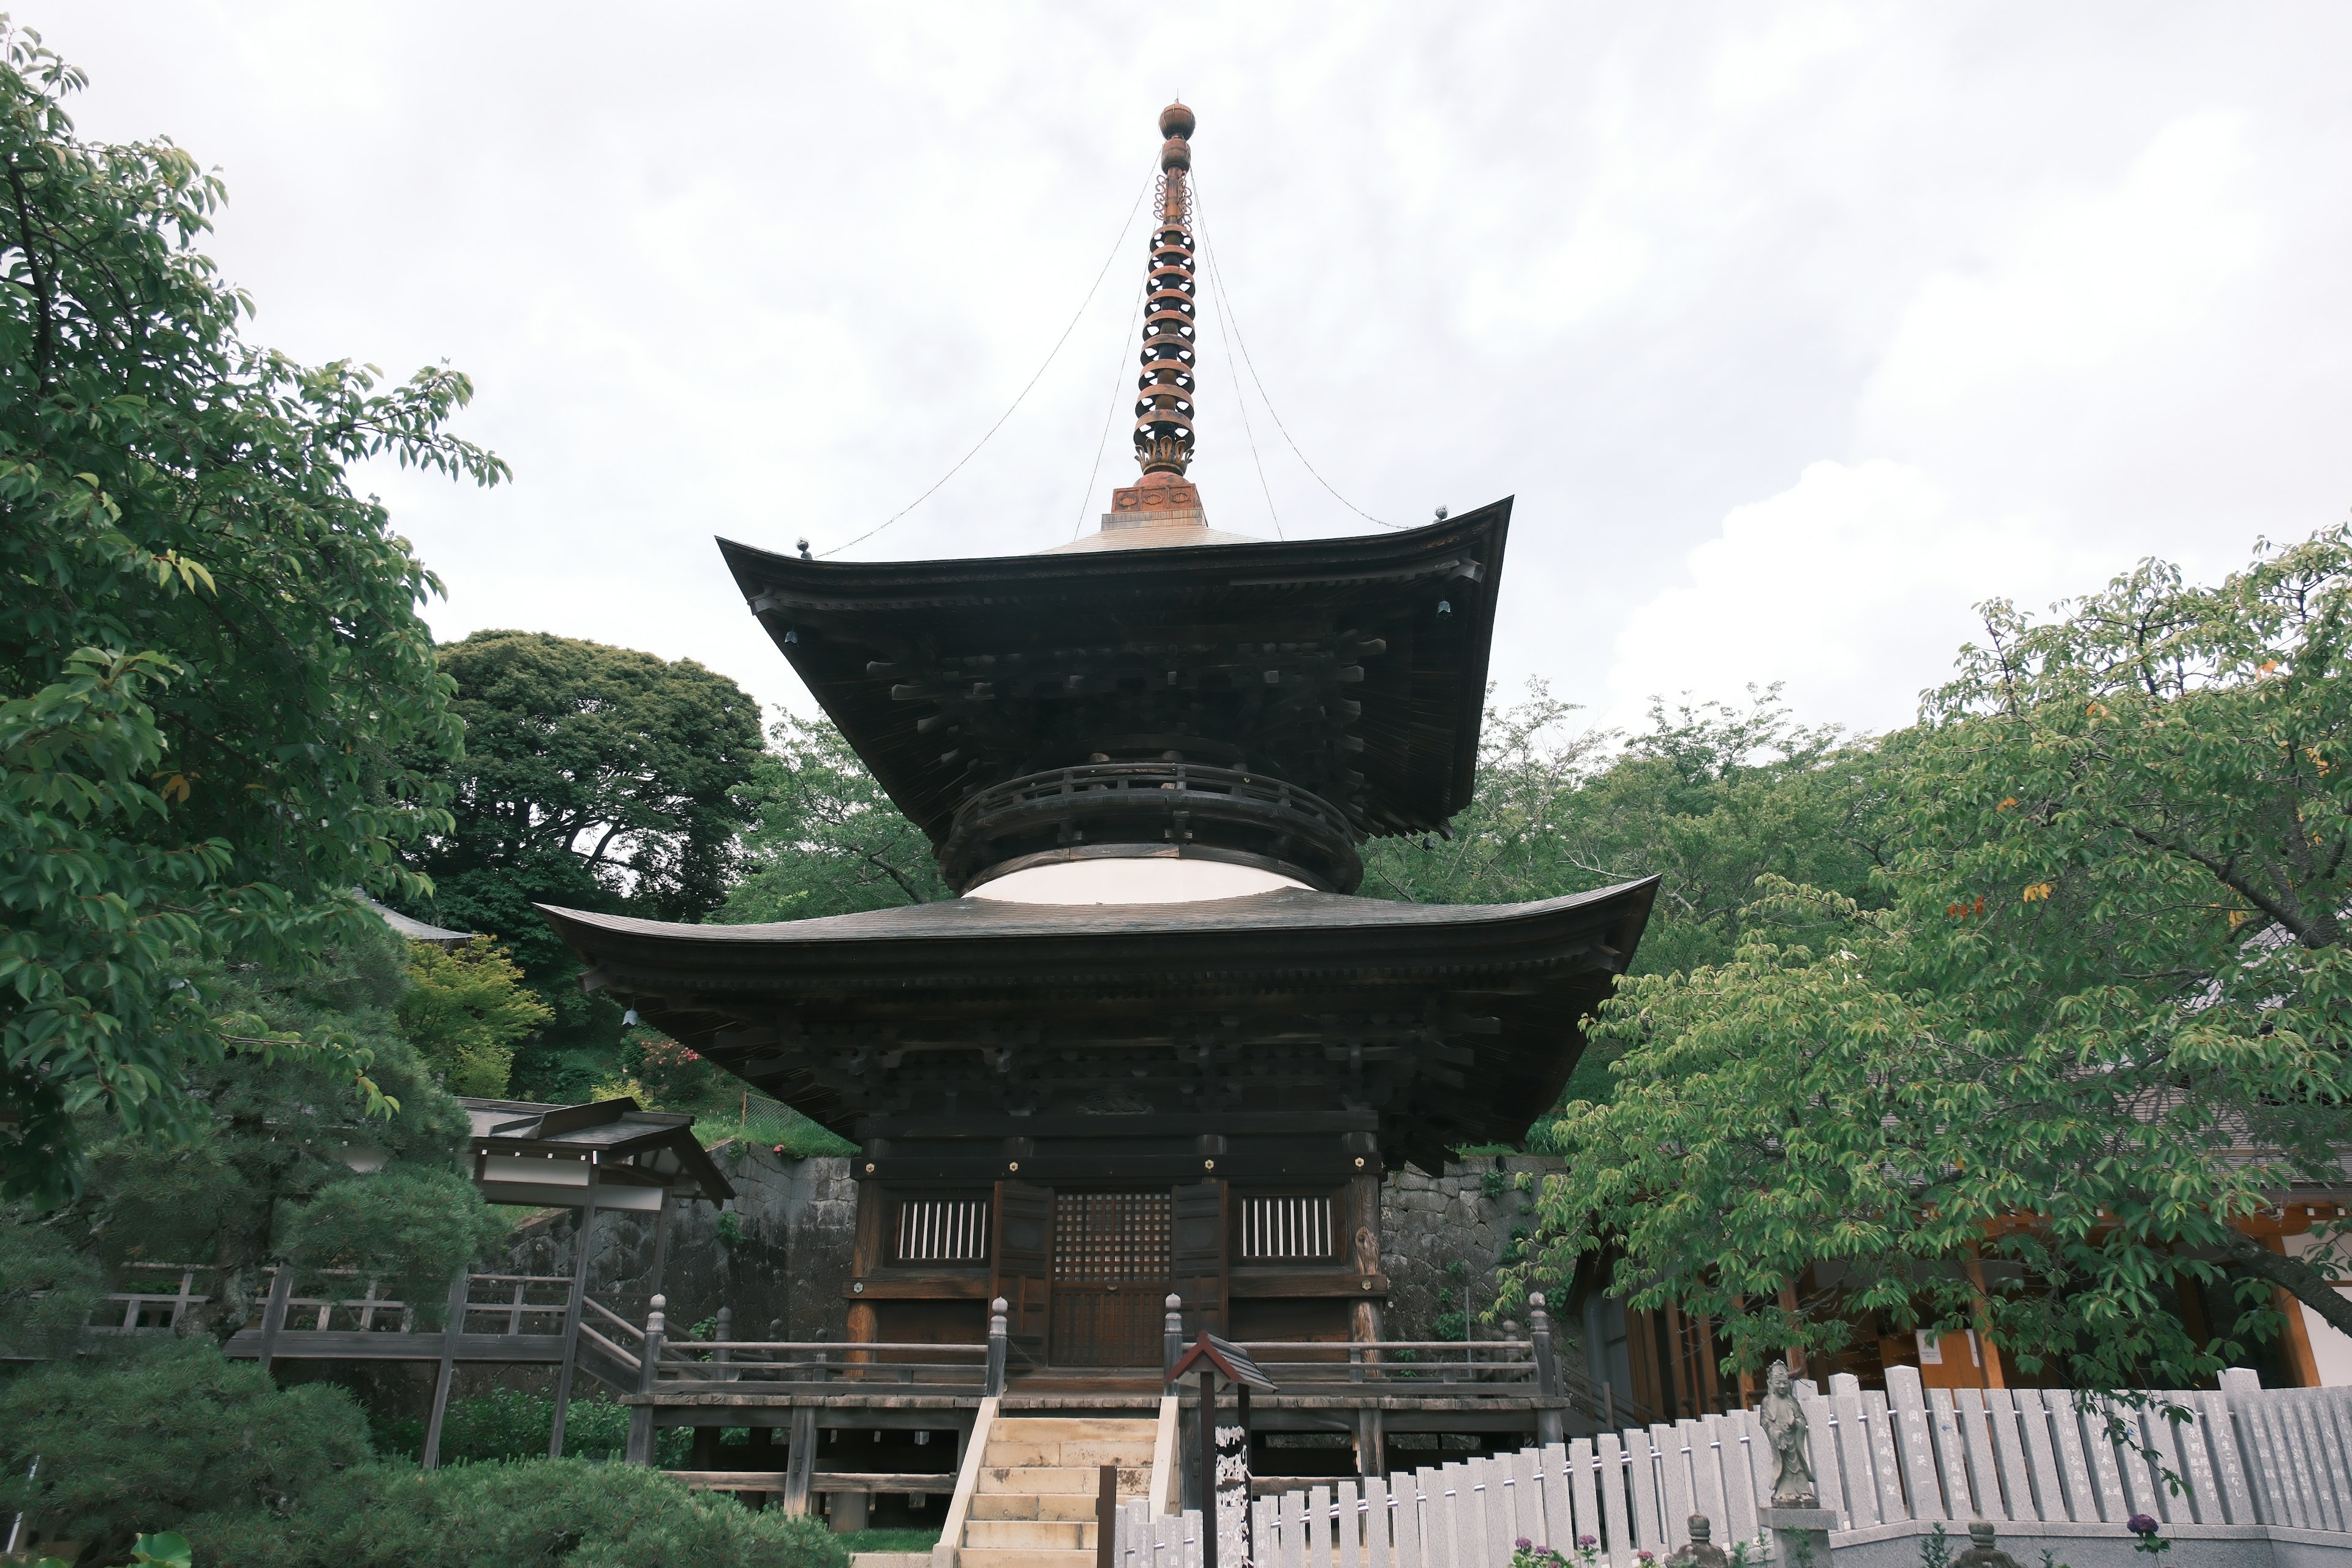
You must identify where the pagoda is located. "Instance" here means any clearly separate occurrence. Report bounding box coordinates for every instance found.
[539,103,1654,1379]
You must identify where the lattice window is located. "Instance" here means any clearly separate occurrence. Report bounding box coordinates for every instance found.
[894,1197,991,1264]
[1240,1194,1336,1261]
[1052,1191,1174,1284]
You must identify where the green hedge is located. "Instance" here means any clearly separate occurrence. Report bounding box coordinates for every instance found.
[183,1460,845,1568]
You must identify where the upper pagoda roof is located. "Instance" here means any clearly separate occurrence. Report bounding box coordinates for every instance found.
[718,499,1510,845]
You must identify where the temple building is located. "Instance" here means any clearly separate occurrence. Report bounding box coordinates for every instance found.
[541,99,1652,1378]
[534,105,1656,1537]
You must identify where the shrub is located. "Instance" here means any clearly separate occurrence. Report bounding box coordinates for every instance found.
[184,1459,848,1568]
[0,1338,372,1561]
[279,1166,510,1317]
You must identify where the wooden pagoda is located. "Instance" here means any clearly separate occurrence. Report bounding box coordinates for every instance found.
[536,102,1654,1518]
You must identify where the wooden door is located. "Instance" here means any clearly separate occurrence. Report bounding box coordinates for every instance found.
[1172,1178,1229,1338]
[990,1181,1053,1367]
[1049,1190,1175,1366]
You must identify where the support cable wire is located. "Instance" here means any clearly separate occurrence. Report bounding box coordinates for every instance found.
[1192,190,1282,539]
[820,169,1155,559]
[1191,176,1403,531]
[1072,273,1149,541]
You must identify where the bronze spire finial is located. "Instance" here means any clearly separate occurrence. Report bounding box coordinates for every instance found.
[1107,102,1206,527]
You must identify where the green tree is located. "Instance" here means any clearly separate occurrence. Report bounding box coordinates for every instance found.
[0,23,503,1198]
[719,710,950,922]
[50,916,500,1338]
[401,630,764,1099]
[1362,682,1890,974]
[1362,683,1893,1102]
[1517,529,2352,1392]
[398,937,551,1097]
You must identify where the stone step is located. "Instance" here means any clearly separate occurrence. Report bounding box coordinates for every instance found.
[984,1435,1157,1469]
[959,1551,1095,1568]
[974,1463,1148,1496]
[985,1417,1157,1440]
[963,1519,1093,1551]
[969,1490,1109,1521]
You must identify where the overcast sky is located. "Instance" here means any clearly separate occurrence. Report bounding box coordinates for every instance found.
[40,2,2352,741]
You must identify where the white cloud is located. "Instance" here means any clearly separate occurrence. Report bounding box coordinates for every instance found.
[1861,111,2267,435]
[1603,459,2098,735]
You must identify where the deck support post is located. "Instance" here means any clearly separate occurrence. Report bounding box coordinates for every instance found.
[626,1294,665,1464]
[783,1406,819,1515]
[255,1264,294,1375]
[548,1163,600,1458]
[421,1270,472,1469]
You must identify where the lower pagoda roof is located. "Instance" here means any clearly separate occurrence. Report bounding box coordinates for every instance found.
[539,878,1656,1175]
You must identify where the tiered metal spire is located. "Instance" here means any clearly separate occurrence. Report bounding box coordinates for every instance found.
[1104,102,1208,528]
[1134,101,1198,479]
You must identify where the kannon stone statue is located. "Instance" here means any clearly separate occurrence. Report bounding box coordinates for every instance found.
[1757,1359,1820,1508]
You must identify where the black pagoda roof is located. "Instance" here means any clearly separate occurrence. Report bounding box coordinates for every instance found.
[537,876,1655,1174]
[718,500,1510,845]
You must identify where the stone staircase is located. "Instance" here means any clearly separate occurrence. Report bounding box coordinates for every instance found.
[952,1414,1157,1567]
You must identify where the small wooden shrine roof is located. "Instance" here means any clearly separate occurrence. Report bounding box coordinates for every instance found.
[1170,1330,1277,1392]
[461,1097,735,1210]
[537,878,1656,1172]
[717,500,1510,843]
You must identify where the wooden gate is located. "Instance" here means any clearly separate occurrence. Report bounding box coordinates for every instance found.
[1049,1190,1174,1366]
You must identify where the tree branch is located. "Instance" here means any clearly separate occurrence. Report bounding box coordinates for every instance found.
[2215,1226,2352,1343]
[6,154,57,399]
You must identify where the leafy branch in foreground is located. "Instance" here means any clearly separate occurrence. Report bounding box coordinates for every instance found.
[0,20,502,1198]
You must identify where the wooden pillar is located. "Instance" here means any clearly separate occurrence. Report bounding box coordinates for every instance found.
[2261,1235,2324,1387]
[420,1268,472,1469]
[782,1406,819,1514]
[647,1189,673,1303]
[1776,1282,1807,1377]
[255,1264,295,1376]
[1962,1248,2007,1390]
[548,1163,600,1458]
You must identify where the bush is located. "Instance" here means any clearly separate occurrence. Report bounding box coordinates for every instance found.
[0,1338,373,1561]
[278,1166,509,1317]
[183,1459,849,1568]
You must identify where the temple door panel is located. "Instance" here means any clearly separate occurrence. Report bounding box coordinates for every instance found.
[1050,1190,1175,1366]
[991,1180,1054,1367]
[1172,1178,1229,1338]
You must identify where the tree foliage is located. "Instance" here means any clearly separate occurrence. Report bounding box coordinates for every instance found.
[720,710,949,922]
[397,937,550,1097]
[0,22,503,1198]
[45,916,495,1339]
[400,630,763,1099]
[1516,530,2352,1391]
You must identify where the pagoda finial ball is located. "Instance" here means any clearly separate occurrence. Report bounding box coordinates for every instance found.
[1159,101,1194,140]
[1160,136,1191,172]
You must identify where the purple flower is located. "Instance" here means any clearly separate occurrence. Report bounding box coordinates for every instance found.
[1578,1536,1599,1550]
[1517,1541,1533,1551]
[2127,1515,2158,1536]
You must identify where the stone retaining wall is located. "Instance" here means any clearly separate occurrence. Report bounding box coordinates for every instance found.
[1378,1155,1562,1341]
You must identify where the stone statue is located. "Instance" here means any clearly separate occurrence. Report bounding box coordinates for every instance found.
[1951,1520,2022,1568]
[1757,1359,1819,1508]
[1664,1514,1730,1568]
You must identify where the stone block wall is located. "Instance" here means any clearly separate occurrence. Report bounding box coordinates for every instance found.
[507,1144,856,1344]
[1378,1155,1564,1342]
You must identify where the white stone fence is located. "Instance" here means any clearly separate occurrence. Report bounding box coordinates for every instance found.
[1115,1366,2352,1567]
